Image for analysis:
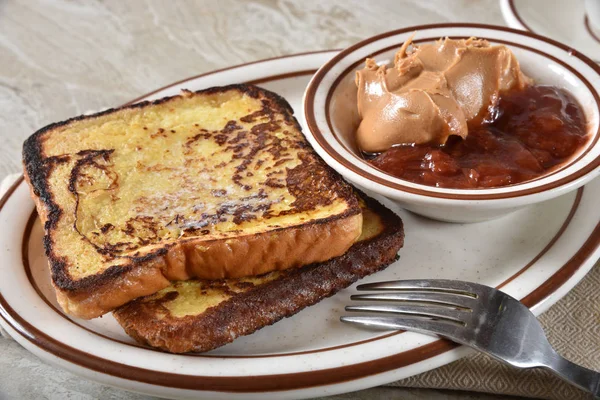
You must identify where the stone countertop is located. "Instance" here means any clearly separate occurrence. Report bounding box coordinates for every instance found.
[0,1,530,399]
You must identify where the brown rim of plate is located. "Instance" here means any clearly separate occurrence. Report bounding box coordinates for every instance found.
[123,49,339,106]
[303,23,600,200]
[1,176,599,392]
[20,187,582,358]
[1,50,599,392]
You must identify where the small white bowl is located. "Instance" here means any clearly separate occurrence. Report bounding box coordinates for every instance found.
[303,23,600,223]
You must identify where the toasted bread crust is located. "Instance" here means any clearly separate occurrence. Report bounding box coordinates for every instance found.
[113,194,404,353]
[54,213,362,318]
[23,84,362,319]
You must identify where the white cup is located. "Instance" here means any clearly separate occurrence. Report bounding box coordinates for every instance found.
[585,0,600,30]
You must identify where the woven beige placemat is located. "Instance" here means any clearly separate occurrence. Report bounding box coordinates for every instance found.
[390,263,600,400]
[1,174,598,399]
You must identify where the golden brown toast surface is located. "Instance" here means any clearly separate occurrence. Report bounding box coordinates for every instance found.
[23,85,361,318]
[113,193,404,353]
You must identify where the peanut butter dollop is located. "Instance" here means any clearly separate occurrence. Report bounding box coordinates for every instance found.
[355,37,531,153]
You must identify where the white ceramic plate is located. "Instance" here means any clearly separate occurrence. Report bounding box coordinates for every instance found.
[500,0,600,61]
[1,52,599,400]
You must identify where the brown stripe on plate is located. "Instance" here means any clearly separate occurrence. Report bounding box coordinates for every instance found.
[496,188,583,288]
[245,69,318,86]
[303,23,600,200]
[0,294,458,392]
[521,218,600,306]
[123,50,338,106]
[0,176,24,208]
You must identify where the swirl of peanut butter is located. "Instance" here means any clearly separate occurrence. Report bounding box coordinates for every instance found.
[355,37,531,153]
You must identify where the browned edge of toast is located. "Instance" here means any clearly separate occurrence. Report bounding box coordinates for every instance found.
[113,192,404,353]
[22,84,360,304]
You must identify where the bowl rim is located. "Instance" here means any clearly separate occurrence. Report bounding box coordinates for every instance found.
[303,23,600,201]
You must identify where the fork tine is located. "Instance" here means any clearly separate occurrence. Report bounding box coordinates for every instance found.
[350,292,475,309]
[345,304,467,323]
[340,315,463,339]
[356,279,482,297]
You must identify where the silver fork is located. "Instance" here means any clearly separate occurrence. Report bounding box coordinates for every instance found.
[341,279,600,397]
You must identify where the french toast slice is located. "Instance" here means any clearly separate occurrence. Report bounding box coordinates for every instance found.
[113,193,404,353]
[23,85,362,319]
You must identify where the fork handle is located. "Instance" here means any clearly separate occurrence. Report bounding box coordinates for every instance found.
[545,353,600,397]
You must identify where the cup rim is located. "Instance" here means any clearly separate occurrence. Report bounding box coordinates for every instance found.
[303,23,600,201]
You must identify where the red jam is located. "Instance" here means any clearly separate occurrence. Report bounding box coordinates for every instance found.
[366,86,589,188]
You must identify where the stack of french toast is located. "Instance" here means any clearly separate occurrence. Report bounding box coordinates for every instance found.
[22,84,404,353]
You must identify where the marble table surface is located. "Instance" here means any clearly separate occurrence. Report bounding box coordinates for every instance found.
[0,1,537,399]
